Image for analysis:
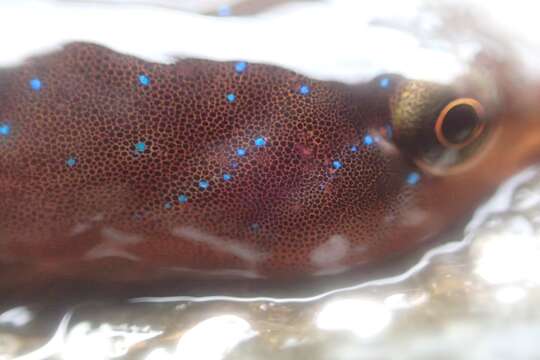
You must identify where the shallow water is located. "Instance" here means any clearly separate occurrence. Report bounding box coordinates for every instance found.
[1,0,540,359]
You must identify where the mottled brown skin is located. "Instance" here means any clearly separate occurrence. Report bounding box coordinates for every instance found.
[0,43,539,292]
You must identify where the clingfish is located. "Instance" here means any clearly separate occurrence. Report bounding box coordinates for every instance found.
[1,43,540,290]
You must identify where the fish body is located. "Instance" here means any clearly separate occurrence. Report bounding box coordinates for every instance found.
[0,43,539,289]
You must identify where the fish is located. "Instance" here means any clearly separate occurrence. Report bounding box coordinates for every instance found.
[0,42,539,294]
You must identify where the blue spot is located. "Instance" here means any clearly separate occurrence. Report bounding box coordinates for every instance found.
[0,123,11,136]
[364,135,374,146]
[135,141,146,153]
[254,137,266,148]
[178,194,189,204]
[199,179,209,190]
[66,157,77,167]
[385,124,393,139]
[351,145,358,153]
[332,160,342,170]
[138,74,150,86]
[236,147,247,157]
[231,160,239,168]
[299,84,310,95]
[235,61,247,73]
[164,202,172,209]
[379,77,390,89]
[218,4,231,16]
[250,223,260,231]
[29,78,42,91]
[223,173,232,181]
[406,171,421,185]
[226,93,236,103]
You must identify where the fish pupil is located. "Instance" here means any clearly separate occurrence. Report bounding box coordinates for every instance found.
[440,103,479,145]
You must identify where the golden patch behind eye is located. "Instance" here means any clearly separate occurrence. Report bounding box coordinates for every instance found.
[435,98,485,149]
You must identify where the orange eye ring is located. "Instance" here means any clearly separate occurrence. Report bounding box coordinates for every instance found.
[434,98,486,149]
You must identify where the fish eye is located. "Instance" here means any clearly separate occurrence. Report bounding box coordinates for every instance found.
[388,80,495,174]
[435,98,486,149]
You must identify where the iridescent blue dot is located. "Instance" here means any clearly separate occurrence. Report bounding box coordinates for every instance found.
[385,124,393,139]
[198,179,209,190]
[236,147,247,157]
[223,173,232,181]
[379,77,390,89]
[250,223,260,231]
[235,61,247,73]
[364,135,374,146]
[164,202,172,209]
[135,141,146,153]
[351,145,358,153]
[29,78,42,91]
[254,137,266,148]
[231,161,239,168]
[406,171,421,185]
[332,160,342,170]
[299,84,310,95]
[138,74,150,86]
[178,194,189,204]
[218,4,231,16]
[0,123,11,136]
[66,157,77,167]
[226,93,236,103]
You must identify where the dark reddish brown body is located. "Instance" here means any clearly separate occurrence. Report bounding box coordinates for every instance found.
[0,43,539,290]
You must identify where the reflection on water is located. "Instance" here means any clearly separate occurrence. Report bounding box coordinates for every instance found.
[316,298,392,338]
[2,165,540,359]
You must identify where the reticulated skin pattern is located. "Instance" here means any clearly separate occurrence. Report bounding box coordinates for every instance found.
[0,43,424,283]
